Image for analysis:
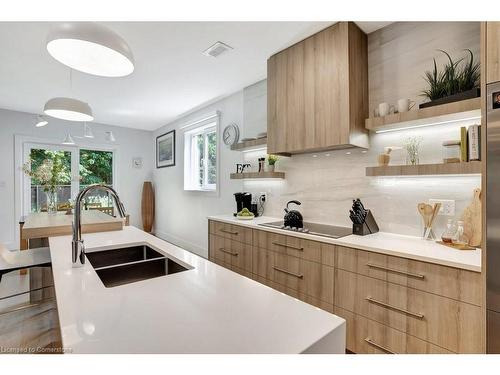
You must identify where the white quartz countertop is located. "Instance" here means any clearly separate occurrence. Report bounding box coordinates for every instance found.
[208,215,481,272]
[49,226,345,354]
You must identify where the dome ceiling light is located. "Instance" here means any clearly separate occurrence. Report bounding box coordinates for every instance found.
[35,115,48,127]
[46,22,135,77]
[44,97,94,122]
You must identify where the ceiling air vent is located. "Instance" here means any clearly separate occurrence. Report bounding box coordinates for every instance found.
[202,41,233,58]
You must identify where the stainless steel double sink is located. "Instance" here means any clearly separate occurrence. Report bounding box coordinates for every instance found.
[86,245,190,288]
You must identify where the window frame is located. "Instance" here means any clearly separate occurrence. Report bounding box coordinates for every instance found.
[183,113,220,194]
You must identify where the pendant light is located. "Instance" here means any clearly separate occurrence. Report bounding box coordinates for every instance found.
[105,131,116,142]
[35,115,48,127]
[44,97,93,122]
[62,133,75,145]
[83,122,94,138]
[46,22,135,77]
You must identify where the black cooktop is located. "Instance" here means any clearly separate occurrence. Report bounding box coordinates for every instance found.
[259,221,352,239]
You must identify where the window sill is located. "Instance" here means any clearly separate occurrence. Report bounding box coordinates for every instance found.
[184,188,219,197]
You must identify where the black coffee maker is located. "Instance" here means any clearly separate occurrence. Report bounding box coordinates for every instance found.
[234,192,256,216]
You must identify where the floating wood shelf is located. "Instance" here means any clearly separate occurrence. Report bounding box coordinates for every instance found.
[231,137,267,151]
[366,161,482,177]
[230,171,285,180]
[365,98,481,132]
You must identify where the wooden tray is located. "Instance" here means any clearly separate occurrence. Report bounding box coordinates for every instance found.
[436,241,476,251]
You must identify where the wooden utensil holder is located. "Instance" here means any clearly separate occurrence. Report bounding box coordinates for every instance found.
[353,210,379,236]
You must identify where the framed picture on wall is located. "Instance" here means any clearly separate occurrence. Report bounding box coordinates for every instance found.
[156,130,175,168]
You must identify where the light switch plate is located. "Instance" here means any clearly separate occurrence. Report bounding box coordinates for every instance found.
[429,199,455,216]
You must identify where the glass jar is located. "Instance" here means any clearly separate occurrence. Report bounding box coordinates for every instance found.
[452,220,469,246]
[441,219,457,243]
[442,140,461,163]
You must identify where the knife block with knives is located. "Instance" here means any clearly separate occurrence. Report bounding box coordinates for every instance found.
[350,198,379,236]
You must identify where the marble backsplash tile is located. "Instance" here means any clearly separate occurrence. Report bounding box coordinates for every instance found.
[243,120,481,238]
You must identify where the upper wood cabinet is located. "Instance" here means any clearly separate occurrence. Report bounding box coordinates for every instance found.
[267,22,369,155]
[487,22,500,84]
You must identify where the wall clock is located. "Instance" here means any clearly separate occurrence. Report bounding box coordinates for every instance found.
[222,123,240,146]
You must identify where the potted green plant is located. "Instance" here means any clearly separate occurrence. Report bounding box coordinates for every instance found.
[267,154,279,172]
[420,49,480,109]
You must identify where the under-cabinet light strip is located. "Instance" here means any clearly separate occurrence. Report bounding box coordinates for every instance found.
[374,116,481,133]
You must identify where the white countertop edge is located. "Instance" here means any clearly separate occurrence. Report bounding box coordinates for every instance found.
[49,226,346,354]
[207,215,481,273]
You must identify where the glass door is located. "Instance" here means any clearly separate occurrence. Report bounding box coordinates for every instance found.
[22,143,79,215]
[79,148,115,216]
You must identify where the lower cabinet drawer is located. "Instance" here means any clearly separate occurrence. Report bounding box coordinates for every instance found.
[267,251,334,304]
[211,221,252,244]
[334,307,453,354]
[336,246,481,306]
[209,234,252,273]
[335,269,482,353]
[253,275,334,313]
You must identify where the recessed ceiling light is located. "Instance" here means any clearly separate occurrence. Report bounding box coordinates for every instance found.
[44,97,93,122]
[62,133,75,145]
[46,22,135,77]
[35,115,48,127]
[202,41,233,58]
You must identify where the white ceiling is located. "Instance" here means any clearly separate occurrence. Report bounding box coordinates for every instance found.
[0,22,391,131]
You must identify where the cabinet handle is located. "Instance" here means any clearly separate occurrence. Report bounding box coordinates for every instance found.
[220,228,238,235]
[364,337,396,354]
[272,266,303,279]
[366,297,424,319]
[367,263,425,279]
[272,241,304,251]
[218,248,238,256]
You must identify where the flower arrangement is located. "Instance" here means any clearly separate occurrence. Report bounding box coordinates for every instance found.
[22,153,71,214]
[403,136,423,166]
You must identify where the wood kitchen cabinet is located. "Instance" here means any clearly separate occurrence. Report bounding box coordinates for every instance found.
[486,22,500,84]
[208,219,482,353]
[267,21,369,155]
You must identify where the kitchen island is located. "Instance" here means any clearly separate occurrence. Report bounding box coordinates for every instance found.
[48,226,346,354]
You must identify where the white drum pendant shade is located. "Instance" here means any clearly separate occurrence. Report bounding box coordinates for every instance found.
[46,22,135,77]
[44,97,94,122]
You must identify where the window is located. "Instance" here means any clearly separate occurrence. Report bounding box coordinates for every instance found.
[183,116,218,192]
[23,142,116,214]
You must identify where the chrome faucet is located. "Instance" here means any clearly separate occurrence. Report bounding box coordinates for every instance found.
[72,184,127,268]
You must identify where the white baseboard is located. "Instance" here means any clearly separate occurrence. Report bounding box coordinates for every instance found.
[154,230,208,258]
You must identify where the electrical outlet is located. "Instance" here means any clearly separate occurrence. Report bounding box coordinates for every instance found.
[260,192,267,202]
[429,199,455,216]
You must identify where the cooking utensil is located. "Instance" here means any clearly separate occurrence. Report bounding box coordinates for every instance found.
[283,200,303,228]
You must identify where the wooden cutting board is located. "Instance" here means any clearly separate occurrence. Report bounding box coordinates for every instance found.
[141,181,155,233]
[461,188,481,247]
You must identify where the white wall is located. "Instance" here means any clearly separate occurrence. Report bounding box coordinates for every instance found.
[0,108,154,250]
[153,92,245,257]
